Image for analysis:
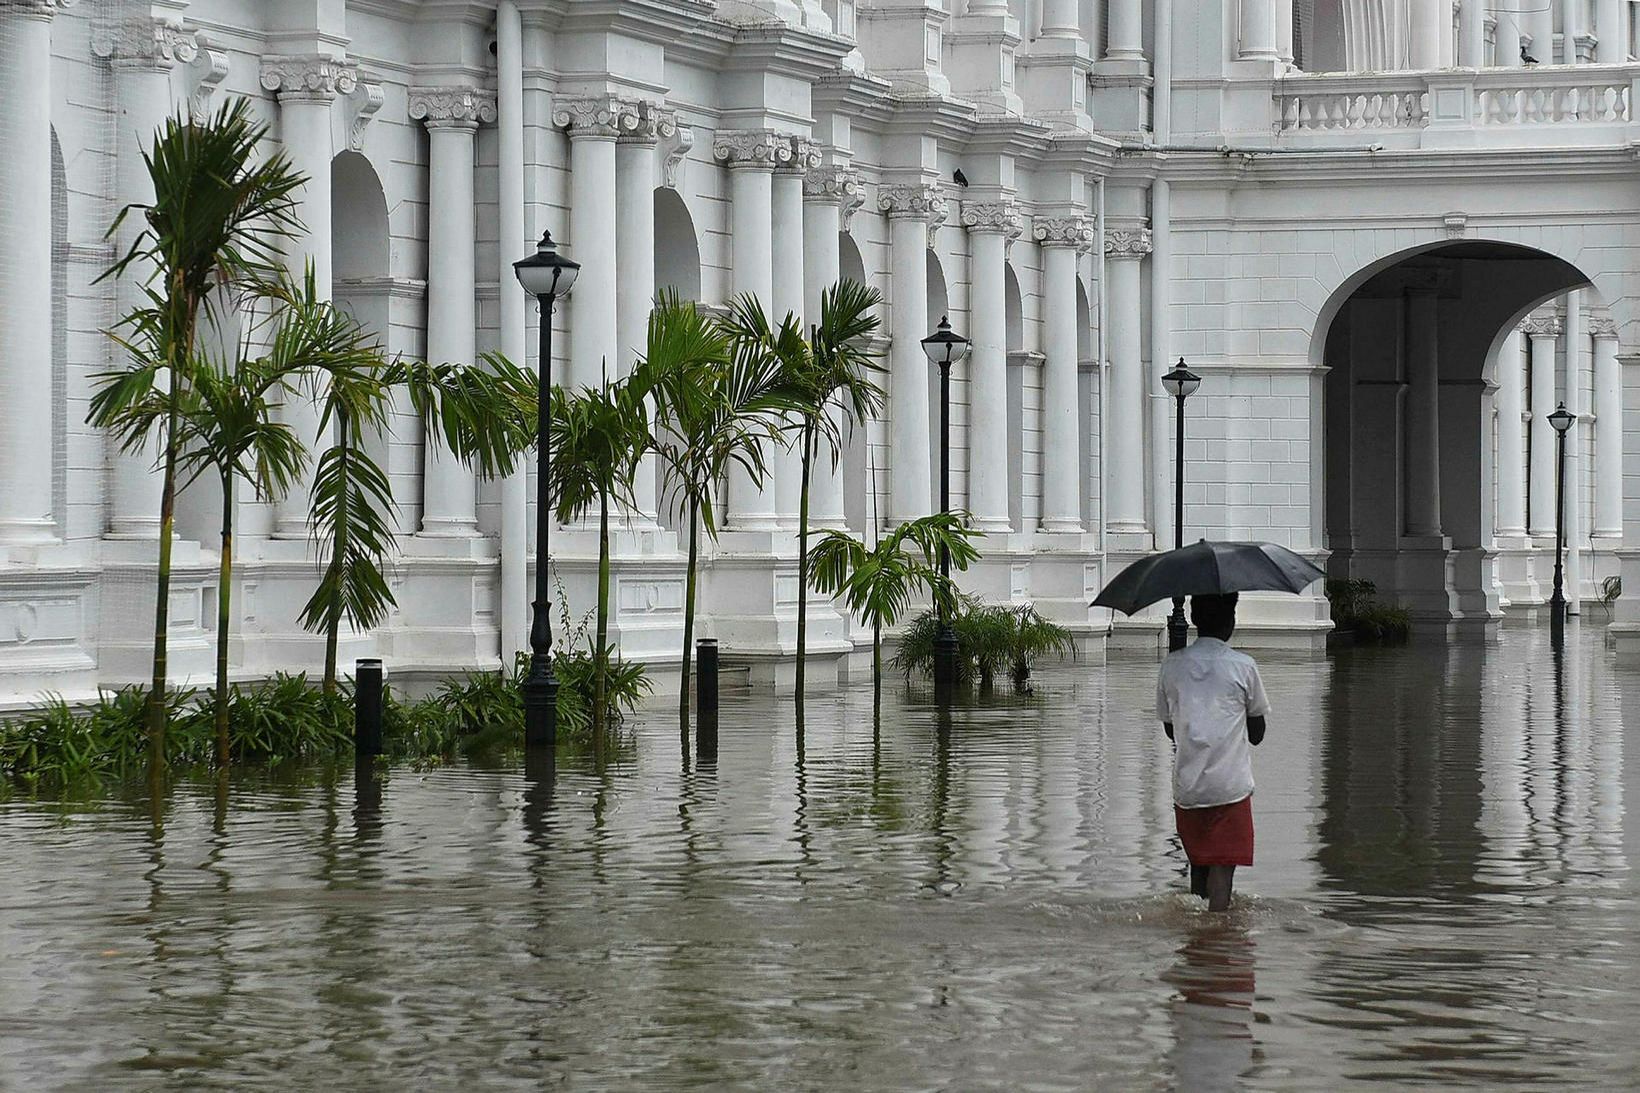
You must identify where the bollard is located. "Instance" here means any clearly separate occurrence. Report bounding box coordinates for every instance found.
[696,638,718,761]
[355,658,384,758]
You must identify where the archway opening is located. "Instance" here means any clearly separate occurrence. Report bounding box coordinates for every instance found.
[1321,239,1593,632]
[926,249,949,516]
[839,231,872,534]
[1076,278,1097,536]
[654,187,701,302]
[1004,263,1027,532]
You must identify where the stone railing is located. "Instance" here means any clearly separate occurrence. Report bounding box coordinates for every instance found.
[1275,63,1640,140]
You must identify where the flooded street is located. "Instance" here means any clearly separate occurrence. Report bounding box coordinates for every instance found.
[3,625,1637,1090]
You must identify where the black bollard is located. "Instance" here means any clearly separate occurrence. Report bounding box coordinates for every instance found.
[355,658,384,758]
[696,638,718,761]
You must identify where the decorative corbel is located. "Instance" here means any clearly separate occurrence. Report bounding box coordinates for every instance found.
[348,76,385,152]
[188,34,230,123]
[659,119,693,190]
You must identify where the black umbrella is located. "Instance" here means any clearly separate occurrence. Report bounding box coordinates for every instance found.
[1091,540,1325,615]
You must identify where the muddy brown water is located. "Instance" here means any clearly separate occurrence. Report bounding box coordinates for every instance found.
[3,624,1636,1089]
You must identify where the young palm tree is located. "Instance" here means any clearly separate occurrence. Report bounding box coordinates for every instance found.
[809,512,982,718]
[643,295,792,726]
[548,368,652,735]
[719,280,884,701]
[89,97,303,773]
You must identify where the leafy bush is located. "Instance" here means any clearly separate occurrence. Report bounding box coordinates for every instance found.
[1325,578,1410,644]
[895,598,1075,693]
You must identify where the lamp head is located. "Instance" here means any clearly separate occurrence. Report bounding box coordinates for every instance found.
[513,229,580,300]
[1162,358,1201,400]
[920,315,970,369]
[1549,403,1575,434]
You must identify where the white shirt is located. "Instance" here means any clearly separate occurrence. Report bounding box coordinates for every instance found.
[1154,637,1271,809]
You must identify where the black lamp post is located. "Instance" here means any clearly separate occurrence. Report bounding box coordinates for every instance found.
[1161,359,1201,652]
[1548,401,1575,652]
[921,315,970,699]
[513,230,580,748]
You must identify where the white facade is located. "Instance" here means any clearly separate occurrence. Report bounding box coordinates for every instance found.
[4,0,1640,703]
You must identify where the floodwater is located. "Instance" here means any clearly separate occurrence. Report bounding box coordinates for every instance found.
[2,625,1637,1090]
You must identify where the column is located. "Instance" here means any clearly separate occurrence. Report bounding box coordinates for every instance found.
[1460,0,1488,65]
[878,183,947,523]
[1106,0,1144,61]
[1526,1,1553,63]
[94,16,197,539]
[1592,316,1622,538]
[1495,327,1528,537]
[410,87,495,536]
[1562,0,1583,63]
[1597,0,1625,62]
[1410,0,1446,68]
[1040,0,1079,37]
[803,165,862,529]
[1276,0,1295,64]
[496,0,528,664]
[0,3,63,542]
[772,139,816,527]
[261,56,356,538]
[1035,216,1093,533]
[1239,0,1278,60]
[553,96,635,390]
[714,130,782,530]
[1498,0,1526,65]
[616,104,669,523]
[1565,298,1585,611]
[1404,287,1442,537]
[1525,312,1561,537]
[959,200,1022,532]
[1104,228,1151,537]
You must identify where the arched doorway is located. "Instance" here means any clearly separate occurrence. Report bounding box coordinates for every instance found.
[654,187,701,301]
[1320,240,1594,634]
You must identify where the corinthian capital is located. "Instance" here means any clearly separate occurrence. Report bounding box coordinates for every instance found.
[961,200,1023,238]
[408,86,497,129]
[711,129,792,170]
[1035,215,1095,251]
[620,101,677,145]
[260,55,358,103]
[552,95,643,139]
[1519,313,1562,337]
[878,183,948,223]
[1589,314,1619,339]
[805,165,865,229]
[778,136,822,174]
[1104,228,1153,260]
[8,1,75,20]
[92,16,197,71]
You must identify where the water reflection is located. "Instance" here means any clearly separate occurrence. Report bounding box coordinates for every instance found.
[0,629,1636,1088]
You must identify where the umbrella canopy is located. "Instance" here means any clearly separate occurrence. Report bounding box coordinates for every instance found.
[1092,540,1325,616]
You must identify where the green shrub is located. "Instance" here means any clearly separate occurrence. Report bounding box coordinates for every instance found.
[895,598,1075,693]
[1325,577,1410,644]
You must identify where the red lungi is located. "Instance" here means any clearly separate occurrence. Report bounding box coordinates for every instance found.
[1175,796,1254,867]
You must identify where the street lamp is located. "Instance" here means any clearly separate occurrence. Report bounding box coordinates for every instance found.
[513,229,580,748]
[1548,401,1575,652]
[921,315,970,699]
[1161,359,1201,652]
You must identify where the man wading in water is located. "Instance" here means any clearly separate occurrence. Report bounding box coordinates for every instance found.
[1155,593,1269,912]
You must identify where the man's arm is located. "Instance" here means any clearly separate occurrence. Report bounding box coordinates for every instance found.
[1247,715,1265,746]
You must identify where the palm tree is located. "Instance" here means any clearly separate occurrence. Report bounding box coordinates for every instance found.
[809,512,981,718]
[643,295,792,726]
[719,281,884,702]
[548,368,652,735]
[89,98,303,774]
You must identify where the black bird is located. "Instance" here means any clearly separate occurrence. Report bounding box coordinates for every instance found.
[953,168,970,187]
[1521,45,1539,64]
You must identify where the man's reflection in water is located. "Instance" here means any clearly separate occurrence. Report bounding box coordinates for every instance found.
[1163,926,1259,1092]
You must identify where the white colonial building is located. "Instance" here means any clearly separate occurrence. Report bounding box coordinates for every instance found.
[4,0,1640,702]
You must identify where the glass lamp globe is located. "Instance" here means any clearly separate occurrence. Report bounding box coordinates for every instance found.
[921,315,970,369]
[513,229,580,300]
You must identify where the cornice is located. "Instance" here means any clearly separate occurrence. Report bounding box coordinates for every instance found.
[1041,129,1122,175]
[716,18,853,83]
[91,16,196,71]
[555,0,717,52]
[1157,142,1640,187]
[409,86,498,129]
[1104,227,1152,259]
[260,54,358,102]
[963,111,1054,159]
[883,93,979,142]
[812,69,897,126]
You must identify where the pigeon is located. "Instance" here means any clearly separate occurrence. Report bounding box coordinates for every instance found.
[953,168,970,187]
[1521,45,1539,64]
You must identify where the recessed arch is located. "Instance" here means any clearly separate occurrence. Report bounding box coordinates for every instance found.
[926,249,950,514]
[840,230,873,535]
[1005,261,1027,530]
[654,187,701,301]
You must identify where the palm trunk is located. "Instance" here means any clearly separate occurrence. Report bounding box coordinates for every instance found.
[323,418,351,695]
[680,496,699,729]
[594,486,611,737]
[214,470,234,768]
[147,395,181,779]
[795,424,813,704]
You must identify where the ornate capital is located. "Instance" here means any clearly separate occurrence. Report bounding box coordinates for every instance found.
[1104,227,1153,260]
[778,136,822,174]
[711,128,791,170]
[260,55,358,103]
[408,86,497,129]
[1035,215,1095,250]
[1519,313,1562,337]
[878,183,948,222]
[961,200,1023,238]
[92,16,196,71]
[7,1,74,21]
[1589,314,1619,339]
[805,165,865,230]
[620,101,677,146]
[552,95,643,139]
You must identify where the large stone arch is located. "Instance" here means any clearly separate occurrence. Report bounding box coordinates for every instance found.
[1317,238,1605,635]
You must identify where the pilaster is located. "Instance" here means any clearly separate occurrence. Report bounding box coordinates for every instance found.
[880,182,948,524]
[961,199,1022,533]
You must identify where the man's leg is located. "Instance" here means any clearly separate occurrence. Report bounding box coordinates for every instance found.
[1206,865,1235,912]
[1190,864,1208,898]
